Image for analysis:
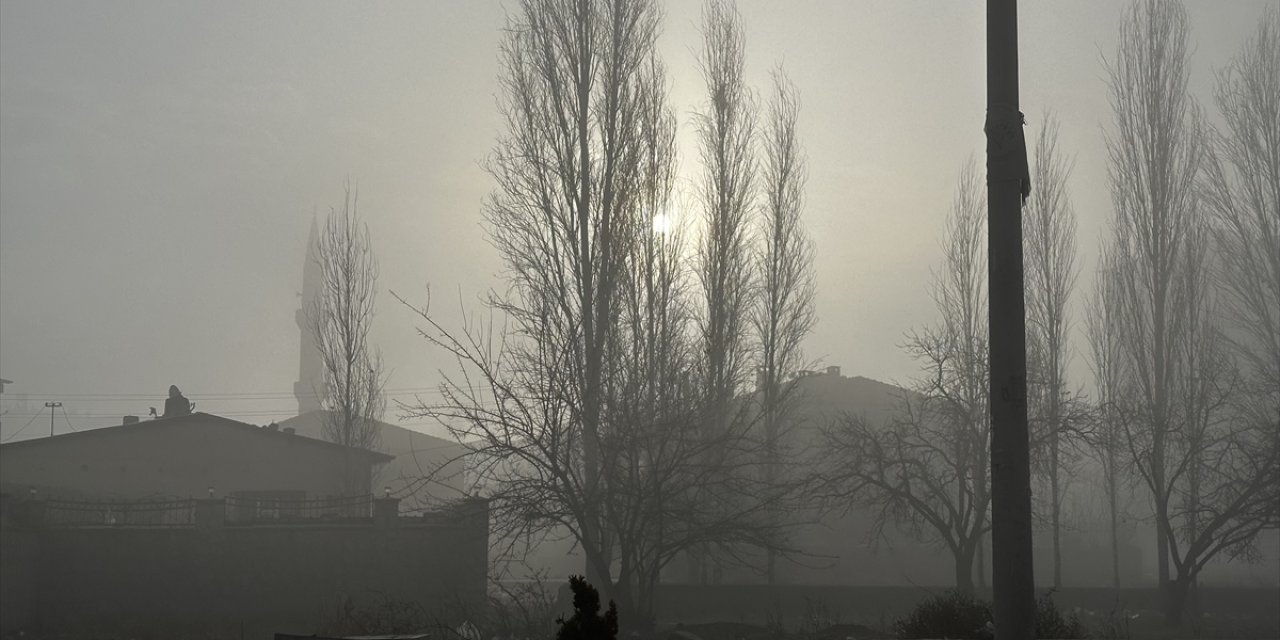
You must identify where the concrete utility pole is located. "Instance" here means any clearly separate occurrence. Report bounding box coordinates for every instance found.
[44,401,62,437]
[985,0,1036,637]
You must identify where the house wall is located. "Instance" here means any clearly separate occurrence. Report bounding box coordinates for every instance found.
[1,498,488,639]
[278,412,467,510]
[379,429,468,508]
[729,372,1154,588]
[0,417,373,500]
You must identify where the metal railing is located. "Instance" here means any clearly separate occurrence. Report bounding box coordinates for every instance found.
[44,497,197,528]
[224,493,373,524]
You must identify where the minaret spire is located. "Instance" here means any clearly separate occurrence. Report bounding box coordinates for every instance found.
[295,214,324,415]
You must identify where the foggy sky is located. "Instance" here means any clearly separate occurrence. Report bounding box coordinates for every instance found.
[0,1,1269,439]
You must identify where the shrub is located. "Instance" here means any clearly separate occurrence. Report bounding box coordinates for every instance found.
[320,591,434,636]
[894,589,1089,639]
[487,574,560,640]
[555,575,619,640]
[1034,590,1087,639]
[894,590,993,640]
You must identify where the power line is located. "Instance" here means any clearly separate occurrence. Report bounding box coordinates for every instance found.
[0,410,309,419]
[3,387,450,402]
[1,412,42,443]
[59,406,79,433]
[0,412,473,424]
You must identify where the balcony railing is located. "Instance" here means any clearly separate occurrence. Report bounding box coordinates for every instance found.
[44,497,197,528]
[224,494,373,524]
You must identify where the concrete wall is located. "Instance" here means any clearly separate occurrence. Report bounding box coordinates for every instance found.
[0,415,376,500]
[0,497,488,639]
[0,495,39,635]
[646,584,1280,628]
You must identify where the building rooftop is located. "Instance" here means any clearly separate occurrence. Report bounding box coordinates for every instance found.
[0,411,393,462]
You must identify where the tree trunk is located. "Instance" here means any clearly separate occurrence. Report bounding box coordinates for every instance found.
[976,532,988,590]
[1153,275,1170,594]
[583,537,616,610]
[1163,574,1194,626]
[764,378,779,585]
[1154,485,1169,593]
[1051,432,1062,589]
[1108,475,1120,590]
[956,543,977,595]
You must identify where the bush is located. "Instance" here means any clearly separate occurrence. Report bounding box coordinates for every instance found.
[556,575,618,640]
[894,590,993,640]
[1034,590,1087,639]
[320,591,434,636]
[893,589,1088,639]
[487,574,561,640]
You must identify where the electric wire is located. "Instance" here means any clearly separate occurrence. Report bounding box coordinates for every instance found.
[59,405,79,432]
[1,412,42,443]
[6,386,449,401]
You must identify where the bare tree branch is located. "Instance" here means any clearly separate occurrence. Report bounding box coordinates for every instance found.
[752,66,816,585]
[1023,113,1082,589]
[308,183,387,494]
[1103,1,1277,623]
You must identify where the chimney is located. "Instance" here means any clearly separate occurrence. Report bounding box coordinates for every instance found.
[122,415,140,425]
[282,427,296,435]
[267,423,279,431]
[826,366,841,377]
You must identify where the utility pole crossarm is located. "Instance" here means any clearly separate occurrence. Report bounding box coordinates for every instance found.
[44,401,63,438]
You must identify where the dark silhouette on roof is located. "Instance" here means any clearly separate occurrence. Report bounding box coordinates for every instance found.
[163,384,193,418]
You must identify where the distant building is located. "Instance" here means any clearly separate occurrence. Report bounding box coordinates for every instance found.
[294,217,325,415]
[287,220,466,510]
[0,411,391,502]
[729,368,961,586]
[760,367,1148,588]
[277,410,467,509]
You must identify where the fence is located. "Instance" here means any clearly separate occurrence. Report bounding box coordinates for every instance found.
[224,493,372,524]
[18,491,384,527]
[44,498,196,528]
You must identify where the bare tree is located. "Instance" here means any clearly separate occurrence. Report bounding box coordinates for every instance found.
[417,0,672,601]
[690,0,758,584]
[1202,6,1280,445]
[696,0,757,410]
[1123,218,1278,623]
[609,176,693,621]
[1197,12,1280,613]
[1085,248,1136,591]
[1105,1,1280,623]
[1103,0,1204,603]
[1023,113,1080,589]
[753,67,816,585]
[822,162,989,593]
[402,0,802,626]
[308,184,386,494]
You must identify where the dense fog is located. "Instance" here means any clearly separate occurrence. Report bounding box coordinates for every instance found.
[1,2,1276,639]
